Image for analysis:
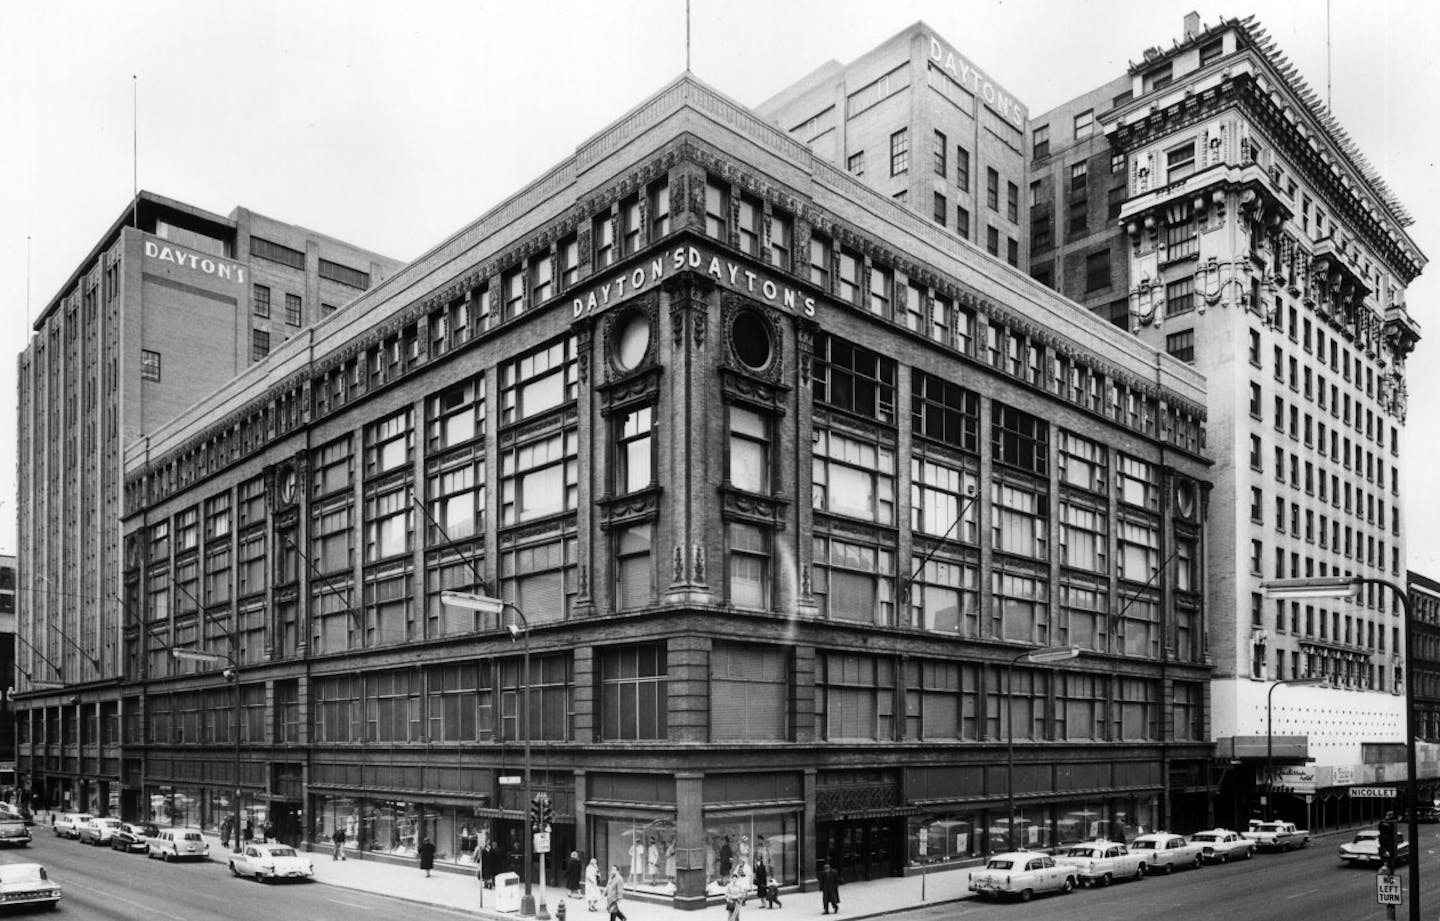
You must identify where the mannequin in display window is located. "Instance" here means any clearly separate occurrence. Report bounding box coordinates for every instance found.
[646,835,660,883]
[629,835,645,878]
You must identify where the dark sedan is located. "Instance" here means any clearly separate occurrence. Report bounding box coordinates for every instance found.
[111,822,159,853]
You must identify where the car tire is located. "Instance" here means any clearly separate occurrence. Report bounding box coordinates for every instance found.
[1018,889,1033,902]
[1100,873,1112,887]
[1163,862,1174,874]
[1135,864,1146,880]
[1061,877,1074,893]
[1192,855,1202,870]
[230,861,240,877]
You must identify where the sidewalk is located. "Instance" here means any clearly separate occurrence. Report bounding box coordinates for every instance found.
[201,834,975,920]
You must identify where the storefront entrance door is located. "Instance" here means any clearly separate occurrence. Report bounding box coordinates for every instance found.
[818,818,901,883]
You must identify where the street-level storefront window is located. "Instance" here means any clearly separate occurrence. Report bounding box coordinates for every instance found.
[907,811,982,864]
[702,812,799,896]
[312,793,491,867]
[593,814,678,895]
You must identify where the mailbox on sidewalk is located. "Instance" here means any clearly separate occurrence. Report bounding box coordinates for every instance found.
[494,871,522,912]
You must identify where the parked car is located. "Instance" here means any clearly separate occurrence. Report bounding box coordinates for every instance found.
[1415,803,1440,824]
[0,862,61,909]
[0,802,34,825]
[228,843,315,882]
[1130,832,1203,873]
[147,827,210,862]
[53,811,95,839]
[1189,828,1255,863]
[1243,820,1309,851]
[1338,829,1409,866]
[968,850,1076,901]
[112,822,160,853]
[1054,840,1147,886]
[78,816,124,846]
[0,818,32,848]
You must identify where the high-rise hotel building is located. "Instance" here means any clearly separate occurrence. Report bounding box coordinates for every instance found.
[18,71,1211,902]
[14,192,399,805]
[1031,14,1426,825]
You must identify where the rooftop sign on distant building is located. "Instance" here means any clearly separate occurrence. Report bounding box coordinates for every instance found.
[144,236,247,285]
[927,34,1026,127]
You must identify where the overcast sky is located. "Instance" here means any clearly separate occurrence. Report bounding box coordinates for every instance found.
[2,0,1436,574]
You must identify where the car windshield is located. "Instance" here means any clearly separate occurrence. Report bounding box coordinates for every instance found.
[986,859,1015,869]
[267,847,297,857]
[1131,840,1156,849]
[1192,834,1217,841]
[182,833,203,841]
[1063,847,1098,857]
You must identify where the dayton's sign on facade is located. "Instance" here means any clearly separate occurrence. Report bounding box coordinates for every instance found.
[927,35,1027,127]
[144,237,247,285]
[572,244,818,320]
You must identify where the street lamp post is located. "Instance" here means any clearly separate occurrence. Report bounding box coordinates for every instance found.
[172,647,240,852]
[1264,576,1420,921]
[1264,677,1326,821]
[443,591,545,920]
[1005,645,1081,851]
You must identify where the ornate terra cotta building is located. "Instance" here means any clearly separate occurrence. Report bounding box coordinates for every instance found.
[19,73,1211,907]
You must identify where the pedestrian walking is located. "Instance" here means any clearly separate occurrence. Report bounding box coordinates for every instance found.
[820,862,840,915]
[331,826,347,860]
[419,838,437,877]
[585,858,602,911]
[725,870,747,921]
[566,850,583,897]
[754,859,780,908]
[605,865,628,921]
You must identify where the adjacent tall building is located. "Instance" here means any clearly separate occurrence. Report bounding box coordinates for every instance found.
[17,71,1213,903]
[14,193,401,809]
[758,22,1029,271]
[1032,13,1426,826]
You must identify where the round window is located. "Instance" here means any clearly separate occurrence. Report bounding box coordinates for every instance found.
[614,312,651,371]
[730,310,772,370]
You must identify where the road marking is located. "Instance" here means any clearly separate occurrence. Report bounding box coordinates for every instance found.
[1287,888,1321,899]
[326,898,374,909]
[59,880,193,921]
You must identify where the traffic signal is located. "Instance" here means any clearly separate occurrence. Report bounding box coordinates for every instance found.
[530,794,553,830]
[1378,818,1397,862]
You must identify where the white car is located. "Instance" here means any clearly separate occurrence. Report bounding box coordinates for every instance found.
[968,850,1076,901]
[1190,828,1255,863]
[78,816,124,846]
[228,842,314,882]
[52,812,95,839]
[1338,829,1409,866]
[1054,840,1147,886]
[0,862,61,909]
[1130,832,1203,873]
[147,827,210,862]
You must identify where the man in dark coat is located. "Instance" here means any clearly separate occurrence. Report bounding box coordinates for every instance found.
[566,850,584,896]
[481,842,496,887]
[820,862,840,915]
[419,838,437,877]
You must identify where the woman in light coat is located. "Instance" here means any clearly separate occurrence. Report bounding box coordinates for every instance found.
[584,858,603,911]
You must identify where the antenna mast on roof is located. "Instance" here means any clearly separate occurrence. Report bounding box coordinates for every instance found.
[132,74,139,229]
[686,0,692,72]
[1326,0,1332,108]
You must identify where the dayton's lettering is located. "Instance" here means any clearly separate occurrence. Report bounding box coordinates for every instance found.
[928,35,1027,127]
[572,245,816,319]
[144,238,246,284]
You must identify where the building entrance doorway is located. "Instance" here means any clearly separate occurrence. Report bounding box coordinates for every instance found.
[817,818,902,882]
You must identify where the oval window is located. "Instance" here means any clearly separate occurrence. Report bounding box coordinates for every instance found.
[614,312,650,370]
[731,310,772,370]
